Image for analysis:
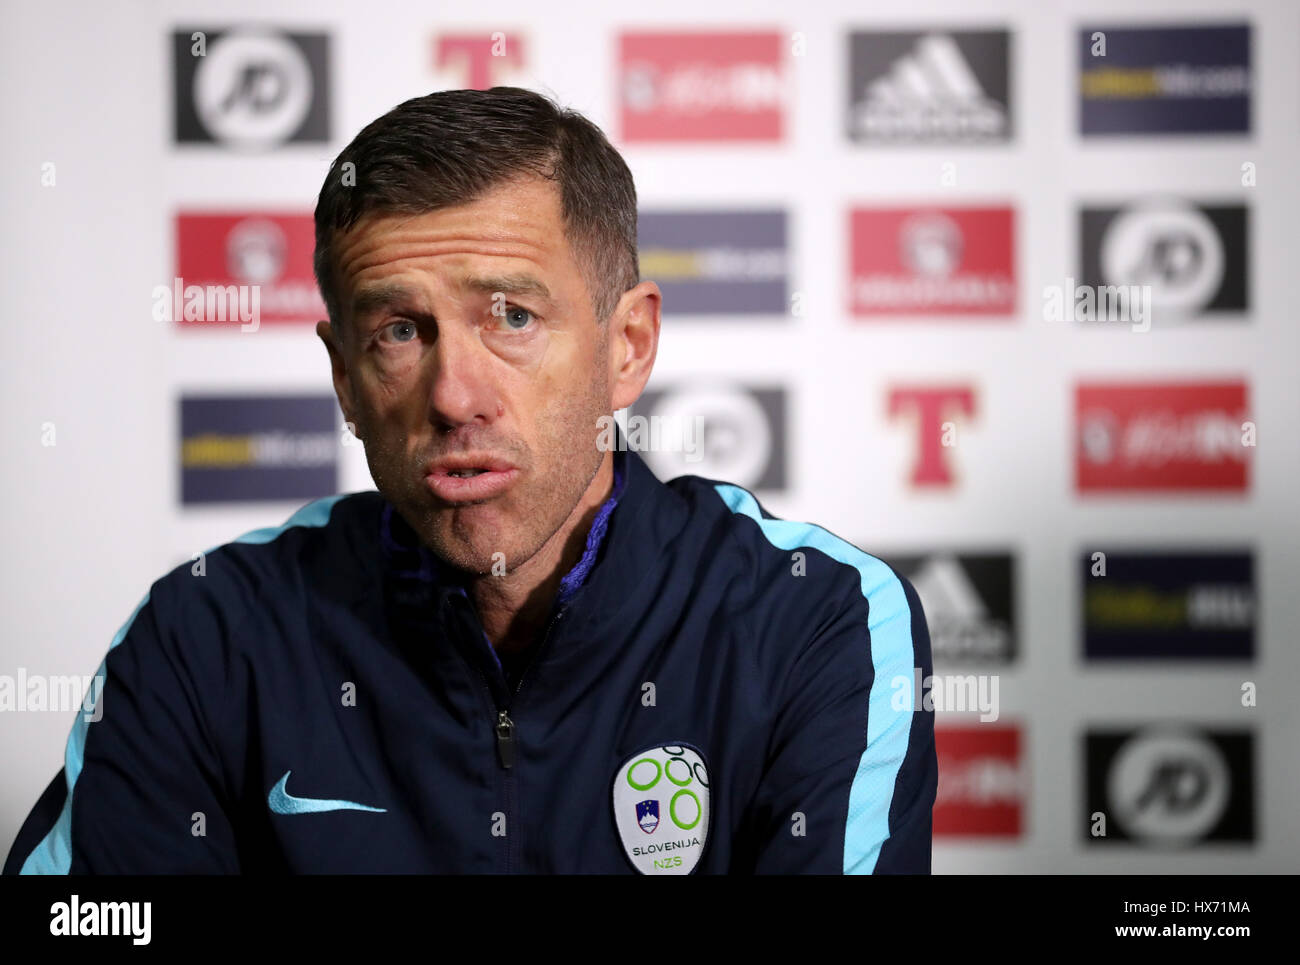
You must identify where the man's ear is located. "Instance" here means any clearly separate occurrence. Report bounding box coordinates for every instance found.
[608,281,661,412]
[316,319,362,440]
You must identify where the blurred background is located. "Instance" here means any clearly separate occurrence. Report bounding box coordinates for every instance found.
[1,0,1296,873]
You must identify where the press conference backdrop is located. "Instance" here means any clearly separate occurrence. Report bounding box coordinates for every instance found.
[2,0,1297,873]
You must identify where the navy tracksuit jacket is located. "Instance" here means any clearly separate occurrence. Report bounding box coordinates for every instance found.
[5,446,936,874]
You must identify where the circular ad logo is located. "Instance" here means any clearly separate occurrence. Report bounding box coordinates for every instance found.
[1101,200,1224,316]
[641,385,772,487]
[1107,728,1230,844]
[194,29,314,150]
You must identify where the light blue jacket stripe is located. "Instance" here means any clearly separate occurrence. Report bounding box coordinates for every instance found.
[21,494,349,874]
[713,484,917,875]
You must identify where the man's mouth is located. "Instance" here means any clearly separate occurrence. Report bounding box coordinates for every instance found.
[424,457,520,503]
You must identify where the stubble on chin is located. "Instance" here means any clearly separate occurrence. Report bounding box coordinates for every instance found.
[425,418,605,577]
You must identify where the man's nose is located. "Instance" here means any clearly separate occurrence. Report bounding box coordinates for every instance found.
[427,326,500,430]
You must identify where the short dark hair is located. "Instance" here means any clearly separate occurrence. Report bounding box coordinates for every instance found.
[313,87,640,334]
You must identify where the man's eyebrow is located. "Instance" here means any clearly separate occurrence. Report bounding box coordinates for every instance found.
[462,274,553,302]
[350,282,422,319]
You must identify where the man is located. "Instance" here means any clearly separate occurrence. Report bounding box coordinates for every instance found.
[6,88,935,874]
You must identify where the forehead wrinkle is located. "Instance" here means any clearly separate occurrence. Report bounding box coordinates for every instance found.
[337,234,560,287]
[331,188,591,318]
[336,205,557,265]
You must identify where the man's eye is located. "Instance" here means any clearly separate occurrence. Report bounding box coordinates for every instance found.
[499,306,534,331]
[382,320,418,343]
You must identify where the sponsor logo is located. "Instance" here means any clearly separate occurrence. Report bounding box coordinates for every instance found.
[1079,25,1250,135]
[887,385,977,488]
[638,210,788,315]
[432,31,526,89]
[173,28,330,149]
[180,395,339,504]
[267,770,387,815]
[612,744,710,874]
[631,385,786,491]
[887,553,1015,664]
[620,31,785,142]
[848,31,1012,143]
[850,208,1015,316]
[934,724,1024,837]
[1075,381,1251,492]
[1086,728,1254,844]
[1083,551,1254,660]
[1080,200,1248,320]
[175,213,326,326]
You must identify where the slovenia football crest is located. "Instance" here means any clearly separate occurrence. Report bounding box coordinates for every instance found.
[612,744,710,874]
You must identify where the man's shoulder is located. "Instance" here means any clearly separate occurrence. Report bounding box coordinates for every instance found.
[658,472,918,626]
[146,490,385,635]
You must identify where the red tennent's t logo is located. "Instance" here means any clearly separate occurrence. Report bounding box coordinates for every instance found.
[888,386,976,487]
[434,34,525,90]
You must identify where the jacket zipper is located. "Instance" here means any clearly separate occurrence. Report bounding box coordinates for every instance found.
[492,607,565,769]
[494,710,516,768]
[481,606,566,874]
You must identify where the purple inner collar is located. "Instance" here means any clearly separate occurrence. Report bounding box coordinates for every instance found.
[556,456,625,606]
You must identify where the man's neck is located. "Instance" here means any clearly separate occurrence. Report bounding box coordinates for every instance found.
[468,452,614,654]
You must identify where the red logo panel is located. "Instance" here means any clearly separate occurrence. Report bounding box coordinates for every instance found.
[849,206,1016,316]
[934,724,1024,837]
[1075,381,1250,492]
[174,213,326,327]
[619,32,784,143]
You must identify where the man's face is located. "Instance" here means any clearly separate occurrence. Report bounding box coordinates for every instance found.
[322,176,614,574]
